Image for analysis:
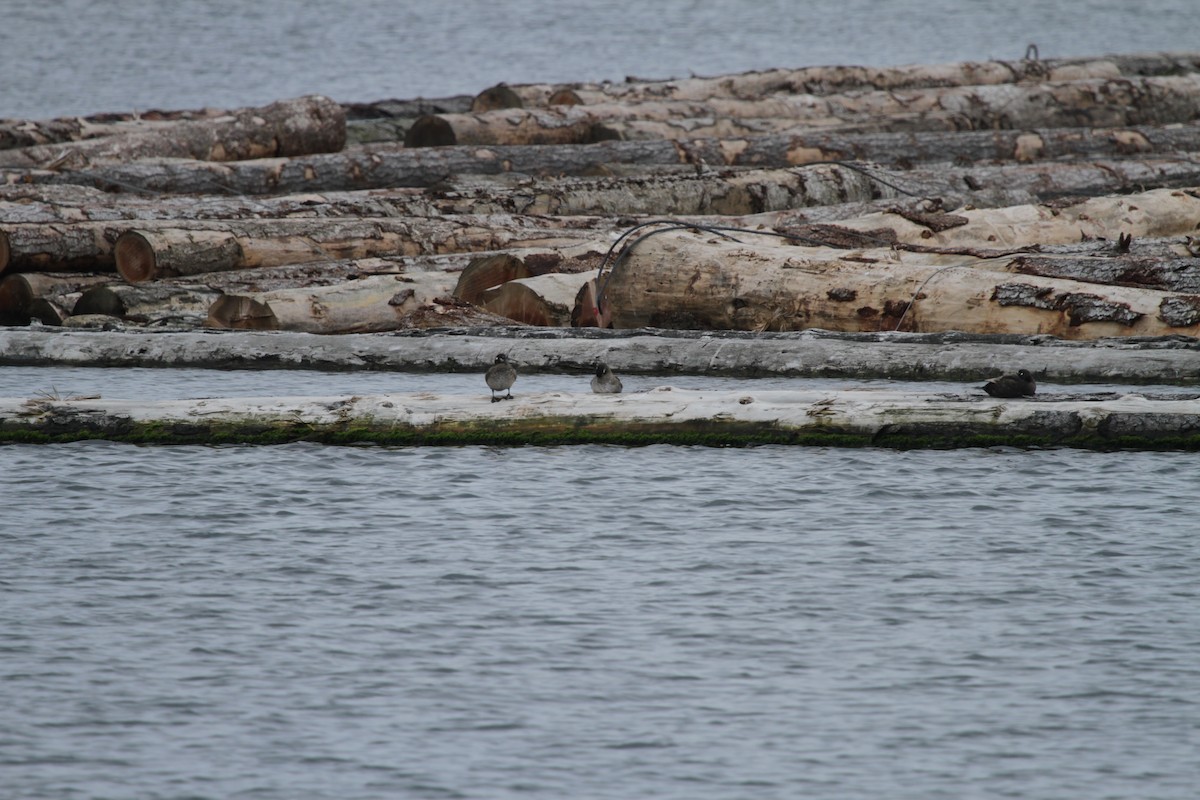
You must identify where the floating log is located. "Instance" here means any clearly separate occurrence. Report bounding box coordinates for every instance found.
[4,388,1200,450]
[411,75,1200,147]
[205,271,459,333]
[1,214,623,277]
[599,226,1200,338]
[0,96,346,169]
[13,121,1200,196]
[475,52,1200,108]
[4,327,1200,386]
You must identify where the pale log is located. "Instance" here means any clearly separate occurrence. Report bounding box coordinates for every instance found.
[599,228,1200,338]
[0,96,346,169]
[206,271,459,333]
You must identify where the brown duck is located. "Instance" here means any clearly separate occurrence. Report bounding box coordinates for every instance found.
[485,353,517,402]
[982,369,1036,398]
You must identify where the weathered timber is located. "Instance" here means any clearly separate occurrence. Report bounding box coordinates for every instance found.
[11,122,1200,195]
[5,388,1200,450]
[410,75,1200,148]
[3,326,1200,385]
[73,283,221,326]
[599,227,1200,338]
[0,106,228,151]
[0,96,346,169]
[475,52,1200,108]
[205,271,460,333]
[1,214,624,276]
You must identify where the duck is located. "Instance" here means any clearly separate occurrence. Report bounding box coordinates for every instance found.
[590,362,623,394]
[982,368,1036,398]
[485,353,517,402]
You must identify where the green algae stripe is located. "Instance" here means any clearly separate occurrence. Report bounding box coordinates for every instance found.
[4,415,1200,450]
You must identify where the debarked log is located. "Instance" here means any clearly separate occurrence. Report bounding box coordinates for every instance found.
[205,271,460,333]
[599,228,1200,338]
[0,96,346,169]
[73,283,221,326]
[481,270,599,327]
[5,388,1200,450]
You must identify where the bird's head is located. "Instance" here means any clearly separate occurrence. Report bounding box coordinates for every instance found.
[595,362,607,377]
[1017,369,1033,381]
[494,354,508,364]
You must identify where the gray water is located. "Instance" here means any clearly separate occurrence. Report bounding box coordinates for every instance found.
[6,2,1200,797]
[3,0,1198,120]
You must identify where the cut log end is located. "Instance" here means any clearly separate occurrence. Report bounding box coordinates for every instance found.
[73,286,126,317]
[471,85,524,112]
[206,295,279,330]
[114,230,157,283]
[453,253,532,305]
[405,116,457,148]
[0,230,10,275]
[547,89,584,106]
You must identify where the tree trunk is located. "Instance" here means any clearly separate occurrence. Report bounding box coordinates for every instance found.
[0,106,229,151]
[474,52,1200,108]
[0,96,346,169]
[205,271,459,333]
[599,227,1200,338]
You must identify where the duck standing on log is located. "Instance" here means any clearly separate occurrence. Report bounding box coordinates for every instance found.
[591,362,623,394]
[486,353,517,402]
[982,369,1037,398]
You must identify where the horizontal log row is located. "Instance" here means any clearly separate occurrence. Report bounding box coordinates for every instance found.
[4,388,1200,450]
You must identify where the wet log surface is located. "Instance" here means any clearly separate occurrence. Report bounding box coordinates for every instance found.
[4,386,1200,450]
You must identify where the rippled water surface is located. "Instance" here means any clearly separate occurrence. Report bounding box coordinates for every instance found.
[4,400,1200,799]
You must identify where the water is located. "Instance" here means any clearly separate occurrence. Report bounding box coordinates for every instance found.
[6,2,1200,796]
[4,438,1200,799]
[3,0,1198,120]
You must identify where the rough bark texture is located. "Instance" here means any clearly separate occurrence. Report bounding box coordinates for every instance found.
[0,96,346,169]
[599,226,1200,339]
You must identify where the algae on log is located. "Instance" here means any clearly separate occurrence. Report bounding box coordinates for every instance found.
[4,388,1200,450]
[0,96,346,169]
[598,228,1200,338]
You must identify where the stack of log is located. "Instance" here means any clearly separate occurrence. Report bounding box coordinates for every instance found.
[3,51,1200,339]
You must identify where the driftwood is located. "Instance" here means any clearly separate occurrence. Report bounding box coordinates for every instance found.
[599,225,1200,338]
[0,96,346,170]
[5,388,1200,450]
[475,52,1200,108]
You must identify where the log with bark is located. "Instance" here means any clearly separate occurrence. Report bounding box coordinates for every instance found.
[14,120,1200,196]
[410,75,1200,147]
[597,225,1200,338]
[1,214,625,277]
[0,272,112,324]
[72,283,221,326]
[481,270,599,327]
[0,106,227,151]
[473,52,1200,108]
[0,96,346,170]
